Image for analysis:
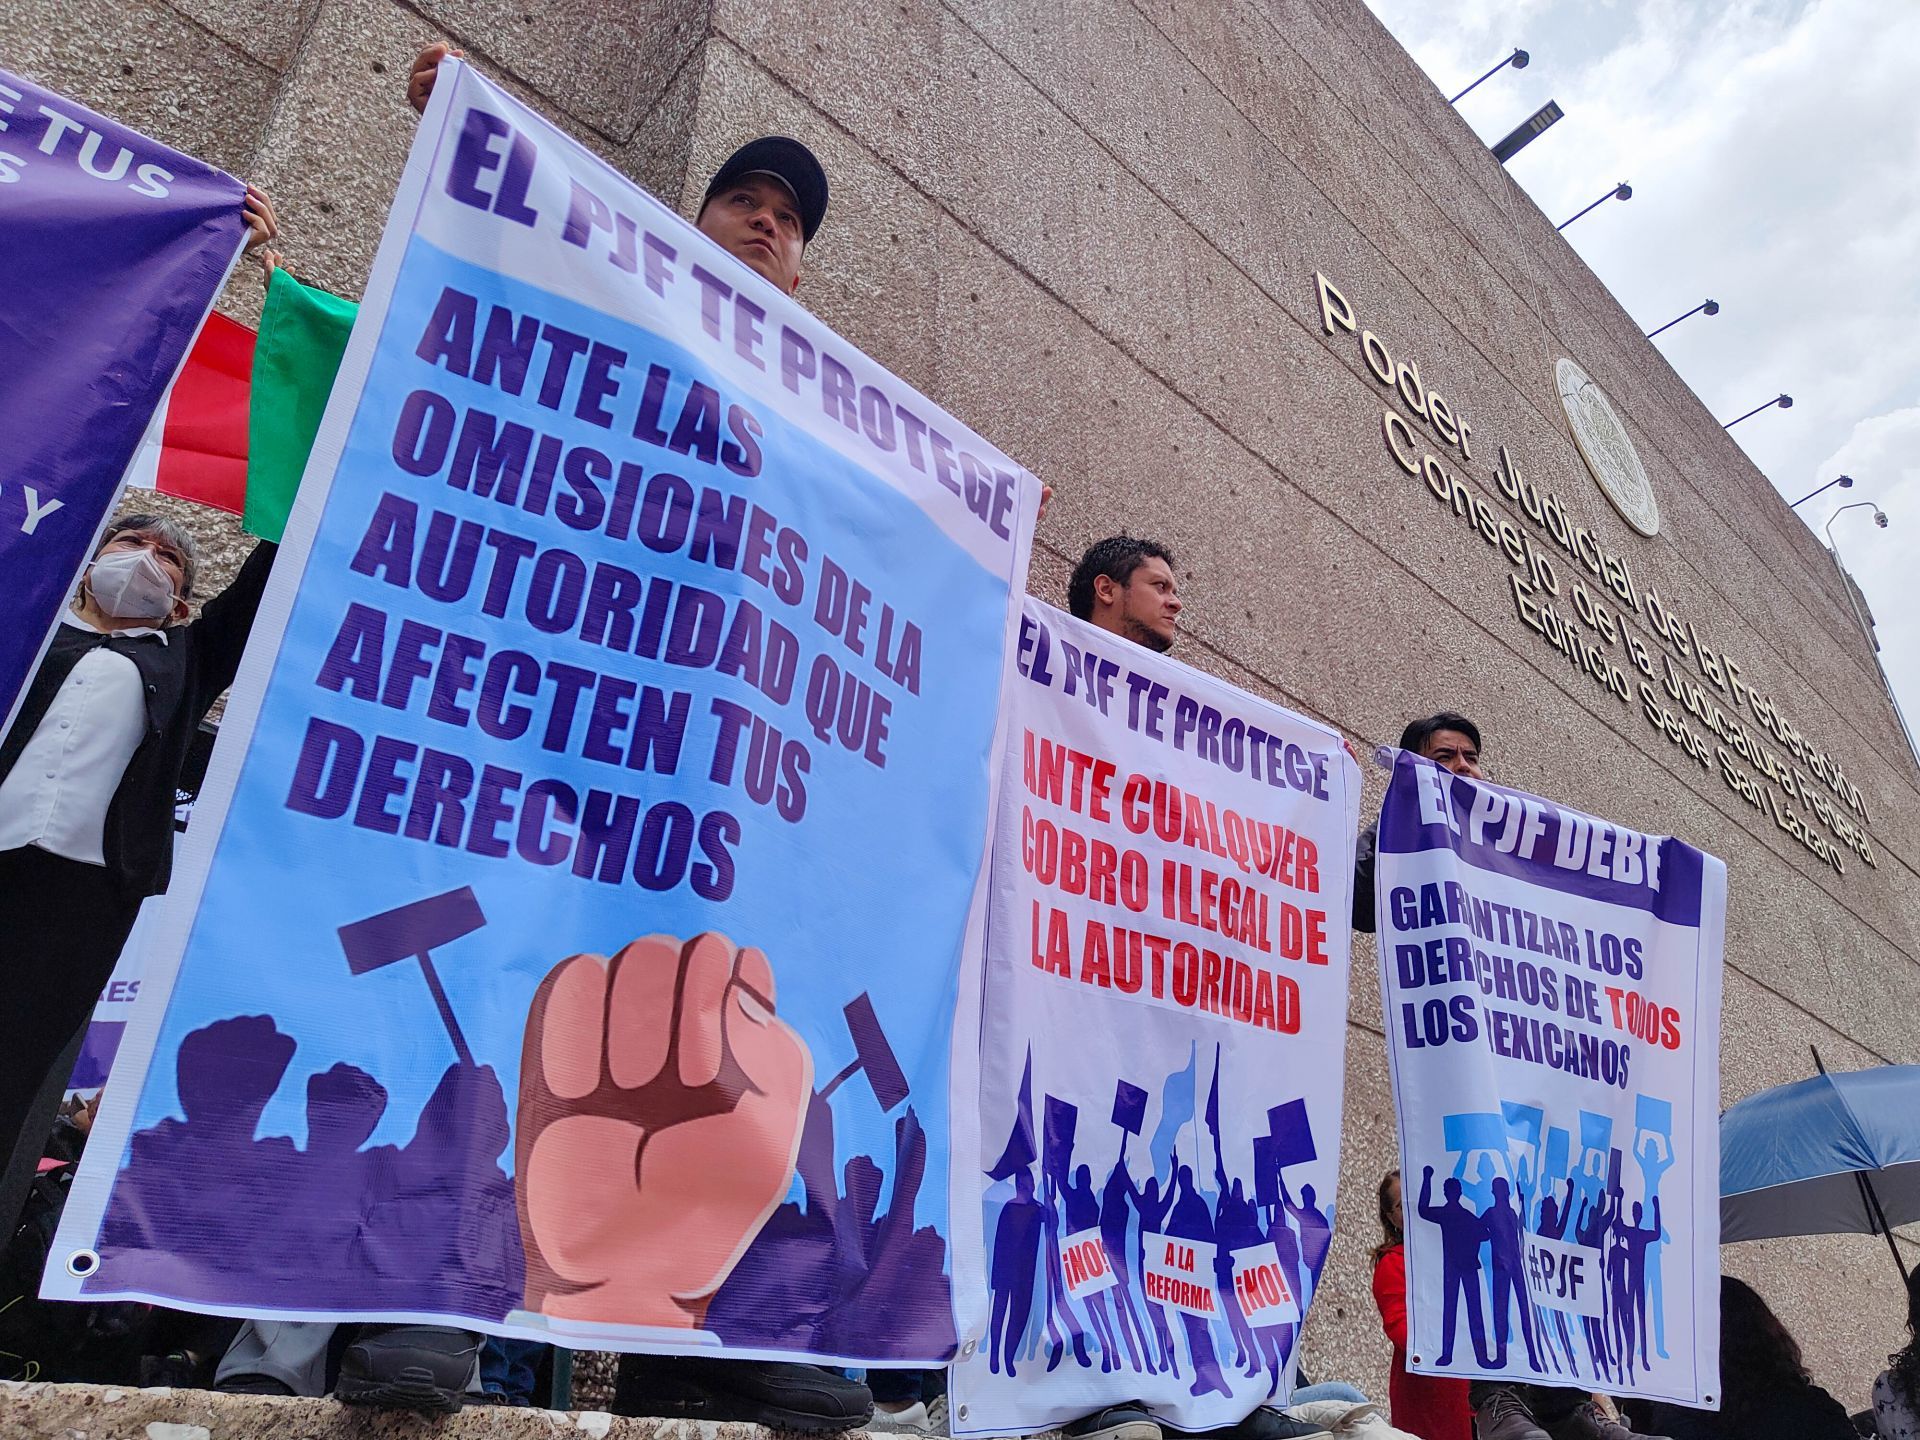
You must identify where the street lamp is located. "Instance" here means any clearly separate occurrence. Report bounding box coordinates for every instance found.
[1450,49,1530,104]
[1823,502,1919,768]
[1557,182,1632,231]
[1723,393,1793,429]
[1790,474,1853,509]
[1491,101,1564,164]
[1646,300,1719,339]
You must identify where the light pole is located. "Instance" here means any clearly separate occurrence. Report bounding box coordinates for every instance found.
[1646,299,1719,339]
[1492,101,1563,164]
[1557,182,1632,231]
[1790,474,1853,509]
[1723,393,1792,429]
[1450,49,1529,104]
[1823,502,1920,769]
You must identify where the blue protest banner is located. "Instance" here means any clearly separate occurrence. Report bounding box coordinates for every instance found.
[49,62,1035,1367]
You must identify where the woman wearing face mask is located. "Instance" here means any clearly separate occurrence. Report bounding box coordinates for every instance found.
[0,515,275,1227]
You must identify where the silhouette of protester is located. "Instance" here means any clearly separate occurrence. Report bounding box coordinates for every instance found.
[1168,1163,1232,1398]
[1067,1163,1122,1371]
[1281,1176,1334,1301]
[1417,1165,1494,1368]
[1044,1163,1093,1369]
[1632,1132,1675,1361]
[1482,1177,1542,1371]
[1134,1173,1180,1378]
[1210,1177,1260,1376]
[101,1015,297,1267]
[298,1064,388,1270]
[707,1094,947,1359]
[1264,1180,1306,1339]
[1603,1194,1648,1385]
[514,932,812,1328]
[1099,1158,1150,1372]
[1573,1192,1615,1382]
[1236,1178,1298,1397]
[1512,1165,1567,1377]
[840,1106,949,1355]
[1618,1196,1662,1379]
[1535,1178,1581,1379]
[1213,1176,1265,1380]
[989,1167,1045,1376]
[362,1059,521,1313]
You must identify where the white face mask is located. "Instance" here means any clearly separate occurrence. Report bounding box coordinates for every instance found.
[88,547,179,622]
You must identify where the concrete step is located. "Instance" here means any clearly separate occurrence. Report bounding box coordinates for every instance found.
[0,1382,808,1440]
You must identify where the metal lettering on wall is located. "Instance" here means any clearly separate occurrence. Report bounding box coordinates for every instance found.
[1313,272,1877,879]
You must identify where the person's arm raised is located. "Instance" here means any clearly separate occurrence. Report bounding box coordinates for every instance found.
[187,543,278,715]
[241,186,279,251]
[408,42,465,114]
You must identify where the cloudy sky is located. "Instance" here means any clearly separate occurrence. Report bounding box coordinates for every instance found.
[1365,0,1920,766]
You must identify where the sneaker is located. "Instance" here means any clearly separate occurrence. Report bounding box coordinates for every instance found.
[872,1400,927,1433]
[1238,1411,1332,1440]
[1065,1402,1161,1440]
[141,1351,205,1389]
[1546,1403,1661,1440]
[1165,1408,1329,1439]
[614,1355,874,1433]
[1475,1387,1550,1440]
[212,1372,295,1396]
[871,1396,952,1435]
[1167,1413,1336,1440]
[334,1325,479,1414]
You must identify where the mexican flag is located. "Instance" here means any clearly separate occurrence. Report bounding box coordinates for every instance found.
[124,267,356,543]
[124,311,255,516]
[245,266,357,543]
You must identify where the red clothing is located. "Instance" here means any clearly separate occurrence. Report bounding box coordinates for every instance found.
[1372,1244,1472,1440]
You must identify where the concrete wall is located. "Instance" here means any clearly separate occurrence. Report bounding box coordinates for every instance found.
[5,0,1916,1409]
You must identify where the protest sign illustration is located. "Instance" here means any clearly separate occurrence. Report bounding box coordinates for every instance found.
[49,61,1035,1365]
[1375,748,1725,1407]
[950,601,1360,1434]
[0,66,247,736]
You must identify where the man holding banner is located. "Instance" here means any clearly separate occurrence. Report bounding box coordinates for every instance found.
[1372,729,1722,1438]
[949,537,1360,1440]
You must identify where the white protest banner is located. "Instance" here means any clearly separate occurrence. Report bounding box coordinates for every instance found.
[951,599,1360,1434]
[1376,748,1725,1407]
[51,61,1035,1367]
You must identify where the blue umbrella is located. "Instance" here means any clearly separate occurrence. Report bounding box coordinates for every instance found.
[1720,1052,1919,1279]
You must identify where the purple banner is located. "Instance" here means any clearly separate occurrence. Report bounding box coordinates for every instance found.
[1376,749,1705,928]
[0,67,245,731]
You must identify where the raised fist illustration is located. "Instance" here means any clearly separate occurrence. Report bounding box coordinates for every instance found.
[516,932,812,1327]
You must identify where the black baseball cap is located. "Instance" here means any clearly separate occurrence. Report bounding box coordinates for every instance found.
[703,136,829,243]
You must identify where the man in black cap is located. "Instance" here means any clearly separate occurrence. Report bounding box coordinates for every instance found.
[1350,715,1664,1440]
[410,44,827,299]
[692,134,828,296]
